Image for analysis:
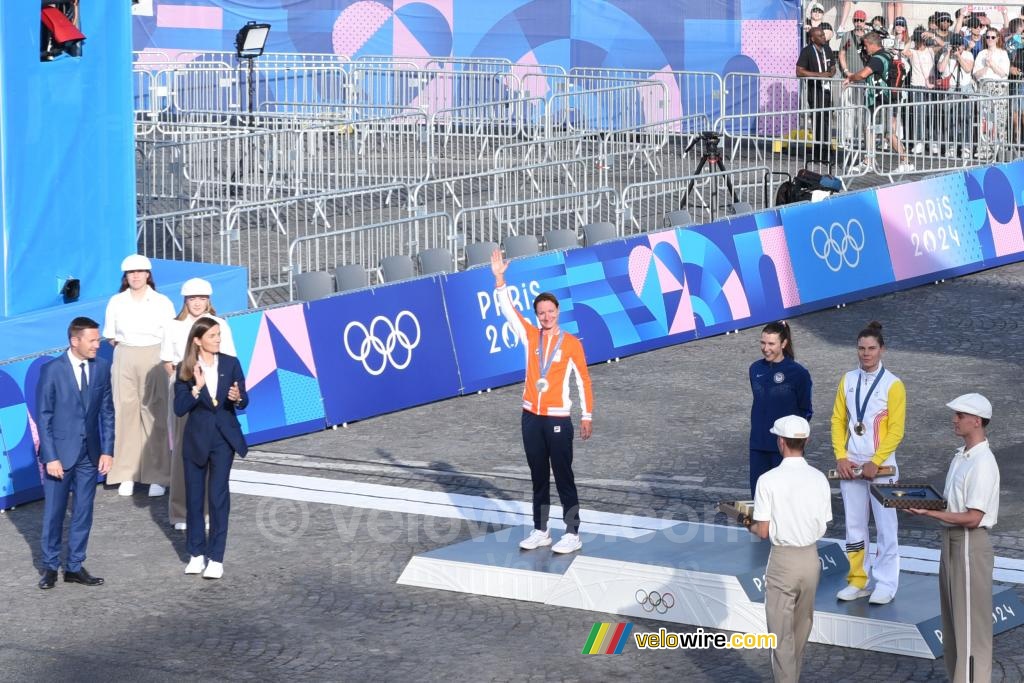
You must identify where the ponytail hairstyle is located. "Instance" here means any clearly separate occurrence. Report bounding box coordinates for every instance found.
[761,320,795,359]
[177,316,220,382]
[857,320,885,347]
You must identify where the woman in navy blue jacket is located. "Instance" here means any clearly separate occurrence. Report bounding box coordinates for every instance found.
[173,316,248,579]
[748,321,813,497]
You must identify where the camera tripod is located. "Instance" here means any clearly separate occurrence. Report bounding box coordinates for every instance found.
[682,132,738,220]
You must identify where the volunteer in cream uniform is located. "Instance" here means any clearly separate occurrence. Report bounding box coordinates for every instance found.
[830,321,906,605]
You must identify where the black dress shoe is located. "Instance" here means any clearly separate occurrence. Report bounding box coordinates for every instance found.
[64,567,104,586]
[38,569,58,590]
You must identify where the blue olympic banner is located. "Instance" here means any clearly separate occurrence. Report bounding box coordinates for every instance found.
[306,277,461,425]
[780,190,896,306]
[442,253,575,393]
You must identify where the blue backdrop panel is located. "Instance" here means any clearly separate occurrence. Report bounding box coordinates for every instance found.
[781,191,896,306]
[0,261,248,361]
[307,277,461,425]
[0,356,54,510]
[442,253,572,393]
[1,3,135,317]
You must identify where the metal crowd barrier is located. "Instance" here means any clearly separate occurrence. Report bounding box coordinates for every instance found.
[866,87,1024,178]
[717,102,868,186]
[136,206,225,265]
[136,128,312,215]
[619,165,772,233]
[428,97,547,178]
[570,67,722,131]
[347,66,517,116]
[541,81,670,138]
[224,184,411,305]
[287,212,455,298]
[409,157,598,222]
[453,187,620,258]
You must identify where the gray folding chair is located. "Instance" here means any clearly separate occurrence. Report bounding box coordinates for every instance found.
[543,229,580,252]
[582,221,617,246]
[465,241,499,268]
[729,201,755,216]
[502,234,540,259]
[379,254,416,283]
[663,209,694,228]
[334,264,368,293]
[417,248,454,275]
[293,271,335,302]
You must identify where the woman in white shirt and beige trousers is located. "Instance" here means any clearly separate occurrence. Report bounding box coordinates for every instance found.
[103,254,176,496]
[161,278,236,529]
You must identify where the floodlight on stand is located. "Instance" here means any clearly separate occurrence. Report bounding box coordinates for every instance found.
[235,21,270,59]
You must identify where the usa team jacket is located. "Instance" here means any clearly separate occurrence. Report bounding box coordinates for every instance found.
[496,286,593,420]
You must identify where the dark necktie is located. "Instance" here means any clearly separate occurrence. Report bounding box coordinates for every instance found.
[80,362,88,401]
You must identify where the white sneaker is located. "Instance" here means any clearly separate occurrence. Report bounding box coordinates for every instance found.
[962,148,973,160]
[117,481,134,496]
[911,142,924,154]
[929,144,940,155]
[869,588,895,605]
[894,162,915,174]
[173,522,187,531]
[947,145,960,158]
[855,158,876,174]
[148,483,166,497]
[202,561,223,579]
[836,584,872,601]
[184,555,205,575]
[552,533,583,554]
[519,528,552,550]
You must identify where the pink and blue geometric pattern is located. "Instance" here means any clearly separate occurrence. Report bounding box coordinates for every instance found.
[228,304,325,444]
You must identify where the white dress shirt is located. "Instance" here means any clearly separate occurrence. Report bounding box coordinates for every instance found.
[197,354,219,400]
[103,286,176,346]
[753,456,833,546]
[66,349,89,390]
[942,440,1000,529]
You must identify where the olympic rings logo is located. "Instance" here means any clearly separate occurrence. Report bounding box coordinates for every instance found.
[343,311,421,376]
[811,219,865,272]
[635,589,675,614]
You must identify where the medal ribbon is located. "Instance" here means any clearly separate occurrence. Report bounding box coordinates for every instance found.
[854,367,885,431]
[537,330,563,383]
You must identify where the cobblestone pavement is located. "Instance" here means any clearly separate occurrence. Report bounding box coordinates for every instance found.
[2,263,1024,681]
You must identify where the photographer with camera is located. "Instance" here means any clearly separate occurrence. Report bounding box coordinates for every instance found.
[936,32,978,160]
[957,11,987,57]
[838,9,868,79]
[796,26,837,162]
[843,31,913,174]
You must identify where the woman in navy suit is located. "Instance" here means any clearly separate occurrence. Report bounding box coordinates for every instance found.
[173,317,248,579]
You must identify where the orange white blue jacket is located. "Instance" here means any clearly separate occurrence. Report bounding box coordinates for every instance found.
[497,286,593,420]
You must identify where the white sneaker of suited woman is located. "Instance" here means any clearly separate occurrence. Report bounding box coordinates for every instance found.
[519,528,582,554]
[184,555,223,579]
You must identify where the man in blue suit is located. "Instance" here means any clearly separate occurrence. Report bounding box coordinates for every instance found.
[37,316,115,589]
